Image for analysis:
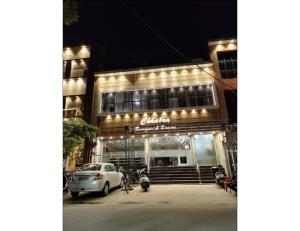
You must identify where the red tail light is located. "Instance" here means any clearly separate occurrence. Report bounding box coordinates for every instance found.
[94,172,103,180]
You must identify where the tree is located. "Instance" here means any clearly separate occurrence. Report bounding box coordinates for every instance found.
[63,0,79,26]
[63,118,97,169]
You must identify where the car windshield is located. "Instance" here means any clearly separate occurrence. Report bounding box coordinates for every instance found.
[78,164,101,171]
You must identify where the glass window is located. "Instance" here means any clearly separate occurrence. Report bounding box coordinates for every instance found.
[150,135,190,151]
[187,86,197,107]
[217,50,237,79]
[167,88,178,108]
[194,134,217,165]
[157,89,167,109]
[103,140,125,153]
[115,92,124,112]
[110,165,116,171]
[180,156,187,164]
[79,164,101,171]
[196,85,214,106]
[104,165,112,172]
[176,87,187,107]
[140,90,149,111]
[100,85,215,113]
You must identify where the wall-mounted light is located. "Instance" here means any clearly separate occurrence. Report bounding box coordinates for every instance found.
[100,137,104,140]
[120,136,124,139]
[164,134,168,137]
[176,133,179,136]
[160,71,167,78]
[109,136,113,139]
[124,114,130,119]
[170,70,177,77]
[181,69,188,76]
[192,69,199,75]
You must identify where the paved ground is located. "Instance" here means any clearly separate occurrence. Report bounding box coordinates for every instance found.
[64,184,237,231]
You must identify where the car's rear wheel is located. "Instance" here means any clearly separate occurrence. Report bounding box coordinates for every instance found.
[71,192,79,198]
[102,182,109,196]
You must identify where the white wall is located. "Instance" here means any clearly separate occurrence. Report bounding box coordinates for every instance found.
[214,132,230,175]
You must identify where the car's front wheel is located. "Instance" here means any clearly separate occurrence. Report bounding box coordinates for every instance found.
[102,182,109,196]
[71,192,79,198]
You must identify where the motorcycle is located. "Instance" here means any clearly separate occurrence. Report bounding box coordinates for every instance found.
[139,168,150,192]
[210,165,225,186]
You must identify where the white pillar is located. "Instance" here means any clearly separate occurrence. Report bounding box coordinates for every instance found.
[190,135,196,166]
[94,139,103,163]
[144,137,150,165]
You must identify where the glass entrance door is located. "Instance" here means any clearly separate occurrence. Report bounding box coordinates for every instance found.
[194,134,217,166]
[151,157,178,166]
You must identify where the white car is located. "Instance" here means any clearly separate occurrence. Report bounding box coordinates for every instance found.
[69,163,124,197]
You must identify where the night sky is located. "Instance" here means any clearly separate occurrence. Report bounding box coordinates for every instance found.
[64,0,237,71]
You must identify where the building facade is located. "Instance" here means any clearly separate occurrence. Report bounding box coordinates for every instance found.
[63,45,93,166]
[89,39,237,175]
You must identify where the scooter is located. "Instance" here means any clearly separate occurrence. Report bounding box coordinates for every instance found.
[210,165,225,186]
[139,168,150,192]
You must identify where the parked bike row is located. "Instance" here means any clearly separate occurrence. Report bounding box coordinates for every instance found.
[210,165,237,194]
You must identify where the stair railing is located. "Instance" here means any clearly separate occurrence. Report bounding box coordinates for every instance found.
[147,156,151,176]
[195,160,202,184]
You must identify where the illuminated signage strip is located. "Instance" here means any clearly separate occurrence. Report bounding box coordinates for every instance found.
[135,125,177,132]
[140,117,170,126]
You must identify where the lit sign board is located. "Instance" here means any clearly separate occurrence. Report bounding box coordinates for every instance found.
[140,117,170,126]
[136,116,175,132]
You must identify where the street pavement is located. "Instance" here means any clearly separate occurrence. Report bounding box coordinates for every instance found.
[64,184,237,231]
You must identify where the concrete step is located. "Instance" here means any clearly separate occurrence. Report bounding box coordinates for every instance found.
[150,171,199,175]
[151,180,200,184]
[150,173,198,177]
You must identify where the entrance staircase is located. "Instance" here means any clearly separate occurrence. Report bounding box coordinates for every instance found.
[149,166,226,184]
[149,166,200,184]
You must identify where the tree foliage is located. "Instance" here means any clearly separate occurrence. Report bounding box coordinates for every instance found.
[63,0,79,26]
[63,118,97,158]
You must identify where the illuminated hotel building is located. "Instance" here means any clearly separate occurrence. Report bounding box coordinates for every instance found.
[89,39,237,176]
[63,45,95,164]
